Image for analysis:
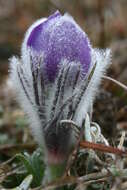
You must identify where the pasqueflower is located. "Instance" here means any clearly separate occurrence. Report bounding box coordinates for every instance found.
[10,11,111,182]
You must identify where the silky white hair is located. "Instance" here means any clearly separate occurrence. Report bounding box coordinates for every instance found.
[9,47,111,146]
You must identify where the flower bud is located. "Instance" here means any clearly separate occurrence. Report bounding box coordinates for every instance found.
[22,11,91,82]
[10,11,111,182]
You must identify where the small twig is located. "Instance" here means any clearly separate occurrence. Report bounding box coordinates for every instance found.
[0,143,36,153]
[118,131,126,149]
[121,181,127,190]
[80,141,127,156]
[103,76,127,91]
[33,168,127,190]
[79,177,107,188]
[0,156,15,168]
[65,119,85,175]
[0,166,24,179]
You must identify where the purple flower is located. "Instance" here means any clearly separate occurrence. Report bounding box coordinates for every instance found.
[22,11,91,82]
[10,11,111,182]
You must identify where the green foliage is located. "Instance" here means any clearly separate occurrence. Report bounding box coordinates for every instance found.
[11,174,33,190]
[2,149,45,188]
[3,173,28,189]
[16,149,45,187]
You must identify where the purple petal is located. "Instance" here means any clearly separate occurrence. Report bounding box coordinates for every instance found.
[27,11,91,82]
[27,11,61,50]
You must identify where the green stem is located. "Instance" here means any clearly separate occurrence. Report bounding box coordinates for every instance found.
[48,162,66,181]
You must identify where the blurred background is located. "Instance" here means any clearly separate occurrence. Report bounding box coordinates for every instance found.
[0,0,127,153]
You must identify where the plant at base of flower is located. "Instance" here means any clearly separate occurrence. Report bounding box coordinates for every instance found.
[9,11,111,183]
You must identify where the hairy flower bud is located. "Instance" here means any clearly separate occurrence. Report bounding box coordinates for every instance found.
[9,11,111,182]
[22,11,91,82]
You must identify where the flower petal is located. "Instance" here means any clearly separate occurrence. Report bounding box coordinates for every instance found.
[23,11,91,82]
